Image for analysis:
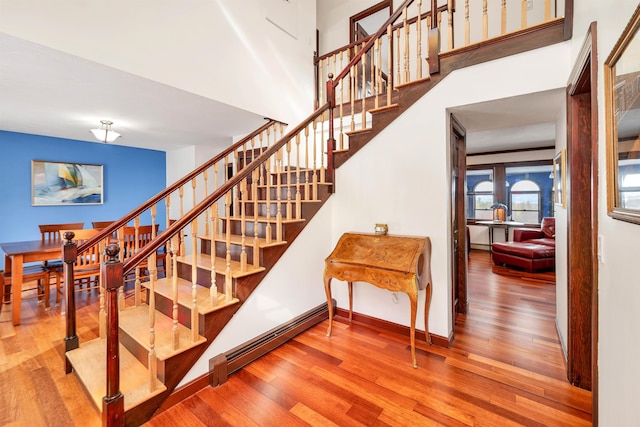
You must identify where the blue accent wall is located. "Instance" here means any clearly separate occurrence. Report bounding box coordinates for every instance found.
[0,131,166,269]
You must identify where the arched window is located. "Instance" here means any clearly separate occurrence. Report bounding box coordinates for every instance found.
[469,180,494,219]
[510,180,541,223]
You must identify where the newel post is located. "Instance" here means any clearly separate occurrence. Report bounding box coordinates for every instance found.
[63,231,78,374]
[102,244,124,427]
[428,0,441,73]
[326,73,336,190]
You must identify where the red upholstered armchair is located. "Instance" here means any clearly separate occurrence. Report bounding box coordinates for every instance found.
[491,217,556,273]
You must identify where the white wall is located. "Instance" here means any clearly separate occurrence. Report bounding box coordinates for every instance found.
[554,101,568,359]
[571,1,640,425]
[181,197,333,386]
[0,0,316,126]
[331,42,571,338]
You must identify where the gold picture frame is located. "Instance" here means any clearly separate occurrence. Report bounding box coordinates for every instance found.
[605,4,640,224]
[553,149,566,208]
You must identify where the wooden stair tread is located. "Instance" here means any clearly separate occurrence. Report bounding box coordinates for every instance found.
[120,305,206,361]
[197,233,287,248]
[176,253,266,278]
[143,277,239,315]
[66,338,166,412]
[345,127,372,136]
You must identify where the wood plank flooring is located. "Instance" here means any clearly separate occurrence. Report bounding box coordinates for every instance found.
[146,251,592,426]
[0,251,591,426]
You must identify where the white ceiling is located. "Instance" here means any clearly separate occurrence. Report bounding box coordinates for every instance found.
[1,32,563,155]
[0,33,266,152]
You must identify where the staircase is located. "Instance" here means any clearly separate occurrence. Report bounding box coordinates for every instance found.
[59,0,572,424]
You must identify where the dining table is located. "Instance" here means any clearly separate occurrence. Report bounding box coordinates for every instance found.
[0,239,63,325]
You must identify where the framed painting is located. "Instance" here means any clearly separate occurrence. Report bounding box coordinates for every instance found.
[553,149,566,208]
[32,160,104,206]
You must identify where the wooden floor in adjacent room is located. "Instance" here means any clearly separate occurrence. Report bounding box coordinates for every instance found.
[0,250,592,426]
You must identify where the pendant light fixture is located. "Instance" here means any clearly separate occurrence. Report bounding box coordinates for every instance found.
[90,120,121,143]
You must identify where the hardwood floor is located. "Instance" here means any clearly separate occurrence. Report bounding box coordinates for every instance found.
[0,251,591,426]
[146,251,591,426]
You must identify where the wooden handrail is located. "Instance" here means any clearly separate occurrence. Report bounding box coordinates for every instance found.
[76,119,282,255]
[121,104,331,274]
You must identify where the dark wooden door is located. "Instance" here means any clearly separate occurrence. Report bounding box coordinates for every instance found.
[451,115,468,323]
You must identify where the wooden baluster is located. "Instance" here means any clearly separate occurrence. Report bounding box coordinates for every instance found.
[312,120,319,201]
[252,169,260,268]
[447,0,454,50]
[319,60,324,105]
[264,155,272,244]
[387,24,393,103]
[361,42,366,126]
[320,111,326,184]
[224,191,233,303]
[396,26,401,85]
[165,196,173,278]
[501,0,507,34]
[99,270,106,338]
[483,0,488,40]
[148,205,158,391]
[62,232,78,373]
[203,169,209,236]
[209,204,218,306]
[324,57,330,104]
[213,163,219,236]
[338,52,345,150]
[150,204,158,282]
[521,0,527,28]
[403,7,410,83]
[286,140,293,220]
[117,227,125,310]
[240,178,248,272]
[190,220,199,342]
[333,54,338,94]
[191,177,197,210]
[354,43,360,101]
[350,54,356,132]
[544,0,551,21]
[275,147,283,243]
[134,217,141,307]
[179,186,184,219]
[304,125,311,200]
[370,37,375,102]
[375,38,381,109]
[465,0,470,45]
[171,236,179,350]
[295,134,302,219]
[258,133,264,185]
[417,0,423,79]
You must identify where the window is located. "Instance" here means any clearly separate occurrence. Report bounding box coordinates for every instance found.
[509,180,541,223]
[467,162,554,224]
[619,161,640,209]
[467,169,494,219]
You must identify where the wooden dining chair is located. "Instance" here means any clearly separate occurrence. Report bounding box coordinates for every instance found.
[39,222,84,244]
[1,265,51,309]
[38,222,84,305]
[91,220,115,230]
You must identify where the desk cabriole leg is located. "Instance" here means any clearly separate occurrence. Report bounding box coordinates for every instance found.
[408,289,418,368]
[425,281,432,345]
[324,276,333,337]
[348,281,353,322]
